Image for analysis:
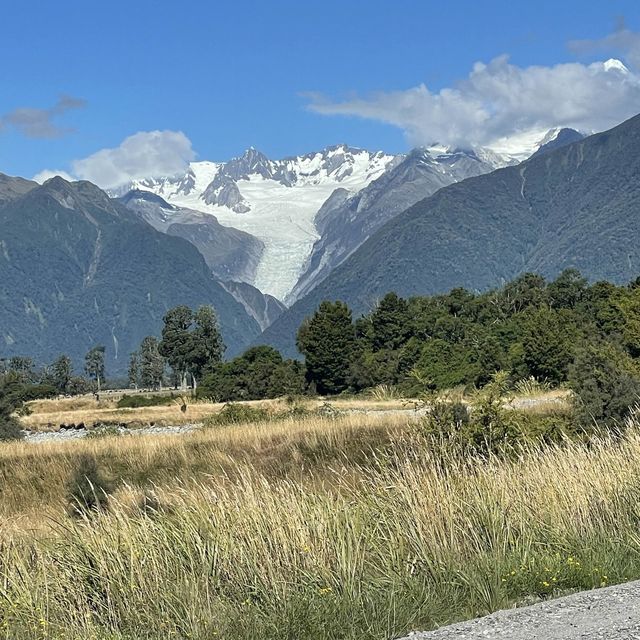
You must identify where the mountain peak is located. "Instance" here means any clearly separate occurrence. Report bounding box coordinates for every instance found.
[240,147,270,163]
[531,128,585,159]
[603,58,629,74]
[42,175,74,190]
[119,188,175,209]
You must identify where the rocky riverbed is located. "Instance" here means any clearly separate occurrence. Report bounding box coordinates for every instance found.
[22,423,201,443]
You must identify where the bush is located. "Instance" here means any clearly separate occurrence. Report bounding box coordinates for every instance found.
[417,372,552,454]
[368,384,402,401]
[86,424,123,439]
[514,376,552,396]
[0,416,24,441]
[205,403,271,426]
[568,342,640,429]
[419,396,470,438]
[0,379,56,442]
[205,402,314,427]
[509,410,577,443]
[117,394,175,409]
[199,346,306,402]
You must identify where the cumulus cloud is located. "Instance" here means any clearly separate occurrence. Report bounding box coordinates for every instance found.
[32,169,75,184]
[72,130,196,189]
[0,95,86,139]
[307,28,640,154]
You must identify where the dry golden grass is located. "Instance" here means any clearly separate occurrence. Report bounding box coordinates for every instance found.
[507,389,571,414]
[20,390,571,435]
[2,407,640,638]
[1,411,408,530]
[21,397,294,429]
[20,394,418,431]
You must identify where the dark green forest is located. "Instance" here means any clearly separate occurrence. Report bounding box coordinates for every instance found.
[5,268,640,440]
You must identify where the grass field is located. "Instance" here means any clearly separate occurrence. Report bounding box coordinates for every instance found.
[20,389,568,430]
[19,396,413,431]
[1,391,638,639]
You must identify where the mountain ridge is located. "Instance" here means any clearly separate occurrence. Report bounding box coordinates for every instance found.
[0,177,261,372]
[258,115,640,356]
[288,145,513,303]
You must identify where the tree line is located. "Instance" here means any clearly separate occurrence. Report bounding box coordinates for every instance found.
[4,268,640,438]
[295,269,640,426]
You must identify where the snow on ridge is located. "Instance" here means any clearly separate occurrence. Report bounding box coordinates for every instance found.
[603,58,629,74]
[113,137,536,301]
[128,145,396,302]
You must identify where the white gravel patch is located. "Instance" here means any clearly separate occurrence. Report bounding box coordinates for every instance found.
[22,424,202,444]
[399,580,640,639]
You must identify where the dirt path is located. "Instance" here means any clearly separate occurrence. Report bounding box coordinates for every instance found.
[399,580,640,639]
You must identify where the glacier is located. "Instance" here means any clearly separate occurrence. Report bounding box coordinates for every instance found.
[119,145,395,301]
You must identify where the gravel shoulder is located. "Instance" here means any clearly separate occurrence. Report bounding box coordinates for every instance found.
[400,580,640,639]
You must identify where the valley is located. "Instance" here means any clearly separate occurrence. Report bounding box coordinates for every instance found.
[3,8,640,637]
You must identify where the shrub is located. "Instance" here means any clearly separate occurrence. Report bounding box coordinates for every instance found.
[568,342,640,429]
[205,403,271,427]
[0,416,24,441]
[199,346,306,402]
[514,376,552,396]
[86,424,123,439]
[205,402,314,427]
[368,384,402,401]
[418,372,535,454]
[0,379,55,442]
[418,396,470,439]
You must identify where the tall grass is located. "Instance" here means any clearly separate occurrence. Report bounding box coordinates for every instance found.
[1,413,640,638]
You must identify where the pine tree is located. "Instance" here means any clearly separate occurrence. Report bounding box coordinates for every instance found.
[297,301,356,395]
[189,306,225,384]
[370,292,411,350]
[159,306,194,390]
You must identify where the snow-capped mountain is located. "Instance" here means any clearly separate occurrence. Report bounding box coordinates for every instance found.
[115,145,395,301]
[530,128,585,158]
[112,133,560,305]
[490,126,589,162]
[289,145,514,303]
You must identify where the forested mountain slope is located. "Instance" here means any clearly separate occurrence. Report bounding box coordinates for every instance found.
[0,177,260,371]
[261,114,640,356]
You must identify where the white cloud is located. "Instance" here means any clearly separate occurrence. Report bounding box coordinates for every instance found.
[32,169,75,184]
[72,130,196,189]
[307,30,640,154]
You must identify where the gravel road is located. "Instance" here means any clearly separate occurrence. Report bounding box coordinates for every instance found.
[399,580,640,639]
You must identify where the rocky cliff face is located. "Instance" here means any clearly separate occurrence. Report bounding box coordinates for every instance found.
[119,190,264,283]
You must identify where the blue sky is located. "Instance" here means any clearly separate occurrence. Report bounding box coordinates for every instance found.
[1,0,640,185]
